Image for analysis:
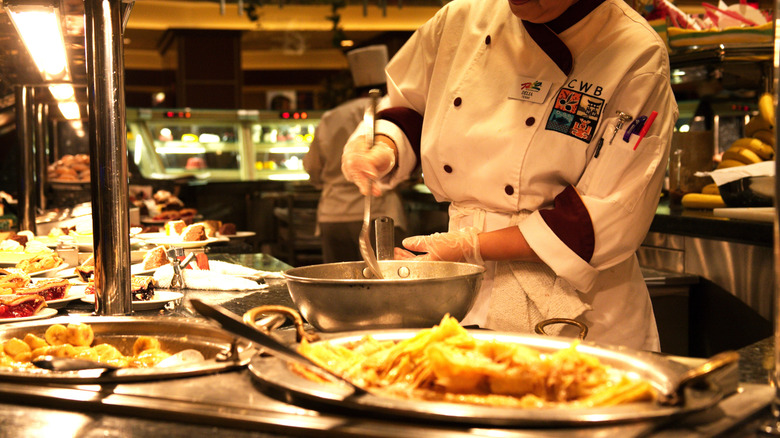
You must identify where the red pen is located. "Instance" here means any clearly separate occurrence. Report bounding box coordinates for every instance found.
[633,111,658,151]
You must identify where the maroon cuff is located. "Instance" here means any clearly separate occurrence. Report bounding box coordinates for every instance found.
[538,185,595,262]
[377,107,423,170]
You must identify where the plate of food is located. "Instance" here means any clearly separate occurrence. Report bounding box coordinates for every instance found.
[45,285,87,309]
[0,308,59,323]
[219,231,256,240]
[145,236,219,248]
[0,292,59,322]
[28,263,70,278]
[81,291,183,311]
[246,314,737,427]
[0,251,52,266]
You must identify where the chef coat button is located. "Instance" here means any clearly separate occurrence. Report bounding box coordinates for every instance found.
[443,165,452,173]
[525,117,535,126]
[454,97,462,107]
[485,35,491,45]
[504,185,514,196]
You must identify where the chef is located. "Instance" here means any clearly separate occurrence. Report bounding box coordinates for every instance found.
[303,45,408,263]
[341,0,678,350]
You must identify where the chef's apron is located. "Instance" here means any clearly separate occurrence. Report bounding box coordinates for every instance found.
[451,202,660,351]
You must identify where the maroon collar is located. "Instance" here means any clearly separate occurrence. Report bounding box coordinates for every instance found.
[522,0,607,76]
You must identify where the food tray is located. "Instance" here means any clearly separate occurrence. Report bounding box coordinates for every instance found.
[0,316,255,383]
[249,330,737,427]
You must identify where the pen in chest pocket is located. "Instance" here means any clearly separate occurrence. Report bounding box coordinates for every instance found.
[633,111,658,150]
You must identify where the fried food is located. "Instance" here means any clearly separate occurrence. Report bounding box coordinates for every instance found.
[296,315,655,408]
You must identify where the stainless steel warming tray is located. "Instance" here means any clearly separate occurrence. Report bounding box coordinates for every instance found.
[248,329,737,427]
[0,316,255,383]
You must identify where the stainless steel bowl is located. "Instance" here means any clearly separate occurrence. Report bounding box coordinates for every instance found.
[718,175,775,207]
[283,260,485,332]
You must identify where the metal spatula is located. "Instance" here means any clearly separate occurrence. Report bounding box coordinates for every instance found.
[359,89,383,279]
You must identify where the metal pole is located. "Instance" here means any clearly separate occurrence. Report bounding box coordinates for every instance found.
[15,86,37,233]
[35,102,47,210]
[84,0,132,315]
[761,1,780,434]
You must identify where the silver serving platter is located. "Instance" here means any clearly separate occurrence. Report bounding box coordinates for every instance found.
[248,330,735,426]
[0,316,255,383]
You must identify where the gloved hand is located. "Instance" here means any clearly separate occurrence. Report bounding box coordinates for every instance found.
[341,135,396,197]
[394,227,483,265]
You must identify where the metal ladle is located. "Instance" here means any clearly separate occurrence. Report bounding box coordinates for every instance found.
[359,89,383,279]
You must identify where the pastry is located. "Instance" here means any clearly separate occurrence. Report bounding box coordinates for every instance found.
[142,246,168,270]
[131,276,156,301]
[219,223,236,235]
[0,268,32,290]
[85,276,156,301]
[181,224,206,242]
[164,220,186,236]
[16,278,71,301]
[15,253,63,274]
[75,265,95,283]
[0,294,46,319]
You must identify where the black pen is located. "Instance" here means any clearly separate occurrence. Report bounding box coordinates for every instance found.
[593,138,604,158]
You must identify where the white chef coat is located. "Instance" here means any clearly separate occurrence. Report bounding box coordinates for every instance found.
[357,0,679,351]
[304,97,407,231]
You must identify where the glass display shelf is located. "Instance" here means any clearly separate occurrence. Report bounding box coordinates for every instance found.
[126,108,322,182]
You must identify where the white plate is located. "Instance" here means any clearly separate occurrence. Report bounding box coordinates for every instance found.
[0,251,55,266]
[135,232,166,240]
[219,231,256,240]
[81,291,184,311]
[28,263,70,278]
[131,263,160,276]
[46,286,87,309]
[76,238,142,252]
[0,308,58,324]
[145,236,220,248]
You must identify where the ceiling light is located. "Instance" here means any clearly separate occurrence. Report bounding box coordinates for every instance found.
[48,84,75,100]
[5,2,69,80]
[57,101,80,120]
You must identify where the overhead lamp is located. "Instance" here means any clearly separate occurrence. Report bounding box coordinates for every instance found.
[57,101,80,120]
[4,1,81,119]
[4,2,69,80]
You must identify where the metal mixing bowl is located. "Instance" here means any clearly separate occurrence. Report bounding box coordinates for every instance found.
[718,175,775,207]
[283,260,485,332]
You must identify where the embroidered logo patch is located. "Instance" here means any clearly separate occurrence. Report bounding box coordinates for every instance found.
[546,88,604,143]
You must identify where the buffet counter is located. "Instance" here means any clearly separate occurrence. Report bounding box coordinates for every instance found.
[0,252,776,437]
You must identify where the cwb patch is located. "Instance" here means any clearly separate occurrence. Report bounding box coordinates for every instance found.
[546,88,604,143]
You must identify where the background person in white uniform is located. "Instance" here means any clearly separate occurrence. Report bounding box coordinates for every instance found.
[341,0,678,351]
[304,45,407,263]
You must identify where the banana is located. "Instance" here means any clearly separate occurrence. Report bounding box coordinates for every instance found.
[759,92,776,126]
[730,138,774,160]
[133,336,161,356]
[701,183,720,195]
[722,146,762,164]
[49,344,77,358]
[66,323,94,347]
[3,338,31,357]
[718,159,746,169]
[745,114,773,138]
[681,193,726,209]
[44,324,70,346]
[752,129,776,148]
[23,333,47,350]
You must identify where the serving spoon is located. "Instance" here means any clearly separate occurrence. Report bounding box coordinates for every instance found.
[359,89,384,279]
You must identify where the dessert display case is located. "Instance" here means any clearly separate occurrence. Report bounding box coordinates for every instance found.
[126,108,322,182]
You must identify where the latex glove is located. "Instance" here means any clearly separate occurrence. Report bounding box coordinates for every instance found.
[396,227,484,265]
[341,136,396,197]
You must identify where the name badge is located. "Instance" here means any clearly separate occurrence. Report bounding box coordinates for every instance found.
[508,76,552,104]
